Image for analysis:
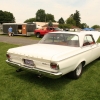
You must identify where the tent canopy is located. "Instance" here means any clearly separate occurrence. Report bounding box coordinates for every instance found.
[83,28,94,31]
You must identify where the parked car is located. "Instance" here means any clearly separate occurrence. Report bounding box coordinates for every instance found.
[6,31,100,79]
[34,27,61,38]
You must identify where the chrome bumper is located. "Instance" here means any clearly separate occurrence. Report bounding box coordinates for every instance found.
[6,60,62,79]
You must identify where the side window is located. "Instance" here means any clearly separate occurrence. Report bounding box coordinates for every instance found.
[83,35,95,46]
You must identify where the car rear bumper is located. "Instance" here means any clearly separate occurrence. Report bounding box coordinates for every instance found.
[6,60,62,79]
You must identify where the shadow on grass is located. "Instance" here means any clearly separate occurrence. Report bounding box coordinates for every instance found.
[8,58,100,91]
[9,69,73,91]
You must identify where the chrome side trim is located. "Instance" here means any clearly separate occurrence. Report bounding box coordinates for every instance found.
[6,60,62,79]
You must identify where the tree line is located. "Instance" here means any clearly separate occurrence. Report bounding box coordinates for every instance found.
[24,9,100,29]
[24,9,83,28]
[0,9,100,29]
[0,10,15,23]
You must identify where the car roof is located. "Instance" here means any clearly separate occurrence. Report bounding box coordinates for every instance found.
[49,31,100,47]
[50,31,99,35]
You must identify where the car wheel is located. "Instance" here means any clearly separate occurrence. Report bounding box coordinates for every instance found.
[36,33,41,38]
[70,63,83,79]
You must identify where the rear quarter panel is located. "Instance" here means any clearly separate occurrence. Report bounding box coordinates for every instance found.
[54,46,100,75]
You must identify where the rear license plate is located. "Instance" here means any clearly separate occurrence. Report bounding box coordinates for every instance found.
[23,59,34,66]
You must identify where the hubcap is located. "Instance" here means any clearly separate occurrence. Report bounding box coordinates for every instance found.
[37,33,40,38]
[76,64,82,76]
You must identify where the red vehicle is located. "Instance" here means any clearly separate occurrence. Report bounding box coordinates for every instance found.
[34,27,61,38]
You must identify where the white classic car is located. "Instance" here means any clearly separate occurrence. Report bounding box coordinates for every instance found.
[6,31,100,79]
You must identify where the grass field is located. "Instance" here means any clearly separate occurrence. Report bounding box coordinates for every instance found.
[0,42,100,100]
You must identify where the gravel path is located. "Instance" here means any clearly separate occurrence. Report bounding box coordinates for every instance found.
[0,33,39,45]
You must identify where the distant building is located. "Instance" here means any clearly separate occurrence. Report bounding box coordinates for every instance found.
[95,28,100,32]
[34,22,59,29]
[69,26,82,32]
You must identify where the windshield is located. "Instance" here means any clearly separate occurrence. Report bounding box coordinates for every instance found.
[39,33,79,47]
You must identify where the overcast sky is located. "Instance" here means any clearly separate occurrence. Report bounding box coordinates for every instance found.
[0,0,100,27]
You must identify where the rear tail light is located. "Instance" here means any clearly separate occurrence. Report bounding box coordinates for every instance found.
[6,54,10,61]
[50,62,59,70]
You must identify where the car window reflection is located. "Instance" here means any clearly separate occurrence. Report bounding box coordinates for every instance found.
[39,33,79,47]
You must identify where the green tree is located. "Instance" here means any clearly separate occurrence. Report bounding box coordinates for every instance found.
[91,25,100,29]
[73,10,81,27]
[66,15,76,25]
[0,10,15,23]
[58,24,72,30]
[80,23,89,29]
[48,20,53,27]
[0,10,4,23]
[46,13,55,22]
[58,17,65,24]
[24,18,36,23]
[36,9,46,22]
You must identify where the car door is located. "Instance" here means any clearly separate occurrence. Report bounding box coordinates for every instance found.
[83,35,100,61]
[88,35,100,59]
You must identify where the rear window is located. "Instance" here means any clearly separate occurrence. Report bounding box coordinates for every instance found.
[39,33,79,47]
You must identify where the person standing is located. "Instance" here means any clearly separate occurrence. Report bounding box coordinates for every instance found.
[8,26,13,36]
